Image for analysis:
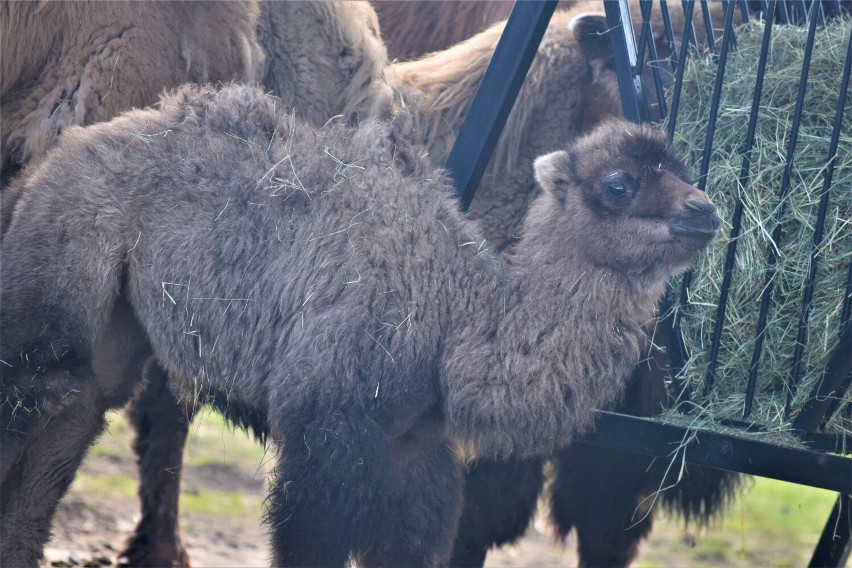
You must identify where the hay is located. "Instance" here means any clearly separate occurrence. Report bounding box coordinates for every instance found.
[661,17,852,439]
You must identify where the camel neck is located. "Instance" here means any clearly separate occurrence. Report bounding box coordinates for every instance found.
[441,226,657,460]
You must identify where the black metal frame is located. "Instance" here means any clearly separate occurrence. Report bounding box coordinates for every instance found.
[444,0,852,565]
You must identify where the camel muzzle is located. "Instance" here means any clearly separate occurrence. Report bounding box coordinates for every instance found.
[668,198,721,250]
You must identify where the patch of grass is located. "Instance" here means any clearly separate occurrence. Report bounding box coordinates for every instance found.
[183,409,271,474]
[180,486,265,519]
[70,472,138,501]
[637,478,840,567]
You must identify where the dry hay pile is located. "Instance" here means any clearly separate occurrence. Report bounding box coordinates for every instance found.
[662,17,851,440]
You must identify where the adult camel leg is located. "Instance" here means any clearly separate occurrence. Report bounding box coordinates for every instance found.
[449,457,544,567]
[120,361,194,568]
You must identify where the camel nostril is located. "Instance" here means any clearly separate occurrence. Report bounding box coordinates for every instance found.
[684,198,716,214]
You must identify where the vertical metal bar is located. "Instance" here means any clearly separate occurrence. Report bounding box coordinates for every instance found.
[670,1,737,385]
[682,0,701,50]
[705,1,777,401]
[699,0,717,52]
[666,0,697,140]
[793,325,852,433]
[723,0,740,51]
[604,0,647,123]
[744,0,820,418]
[737,0,751,24]
[787,23,852,417]
[637,0,653,66]
[777,1,791,24]
[815,0,826,26]
[638,0,669,120]
[659,0,680,71]
[444,0,558,211]
[696,0,738,192]
[808,495,852,568]
[657,0,699,388]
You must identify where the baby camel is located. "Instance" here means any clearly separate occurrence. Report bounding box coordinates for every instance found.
[0,84,719,566]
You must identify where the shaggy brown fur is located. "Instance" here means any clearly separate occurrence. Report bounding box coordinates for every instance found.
[1,3,395,563]
[374,1,516,61]
[0,0,264,186]
[0,83,718,566]
[257,0,395,126]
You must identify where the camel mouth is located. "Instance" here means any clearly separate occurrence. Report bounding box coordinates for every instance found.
[668,199,721,250]
[668,214,721,250]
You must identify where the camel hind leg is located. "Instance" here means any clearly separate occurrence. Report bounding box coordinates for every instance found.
[0,300,150,567]
[0,377,109,568]
[119,360,193,568]
[1,192,128,479]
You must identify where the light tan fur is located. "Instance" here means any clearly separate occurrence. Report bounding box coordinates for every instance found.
[0,0,264,184]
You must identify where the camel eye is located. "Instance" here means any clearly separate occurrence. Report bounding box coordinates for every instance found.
[607,183,627,198]
[602,173,635,206]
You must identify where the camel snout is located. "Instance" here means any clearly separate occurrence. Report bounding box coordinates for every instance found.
[683,197,716,215]
[668,198,721,250]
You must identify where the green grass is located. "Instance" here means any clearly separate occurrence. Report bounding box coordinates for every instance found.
[638,478,841,567]
[180,486,264,519]
[183,408,271,472]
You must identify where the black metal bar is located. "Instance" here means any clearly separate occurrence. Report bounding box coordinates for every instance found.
[669,0,737,391]
[659,0,680,72]
[444,0,557,211]
[666,0,697,145]
[745,0,820,417]
[699,0,717,52]
[777,0,791,23]
[604,0,647,123]
[638,0,670,120]
[723,0,740,51]
[579,411,852,494]
[737,0,751,25]
[787,23,852,417]
[637,0,653,66]
[793,326,852,433]
[654,0,699,389]
[809,495,852,568]
[670,2,735,400]
[819,258,852,427]
[696,0,737,192]
[705,1,776,402]
[815,0,826,26]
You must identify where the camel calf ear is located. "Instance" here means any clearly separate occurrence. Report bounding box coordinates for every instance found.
[570,12,613,66]
[534,150,570,197]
